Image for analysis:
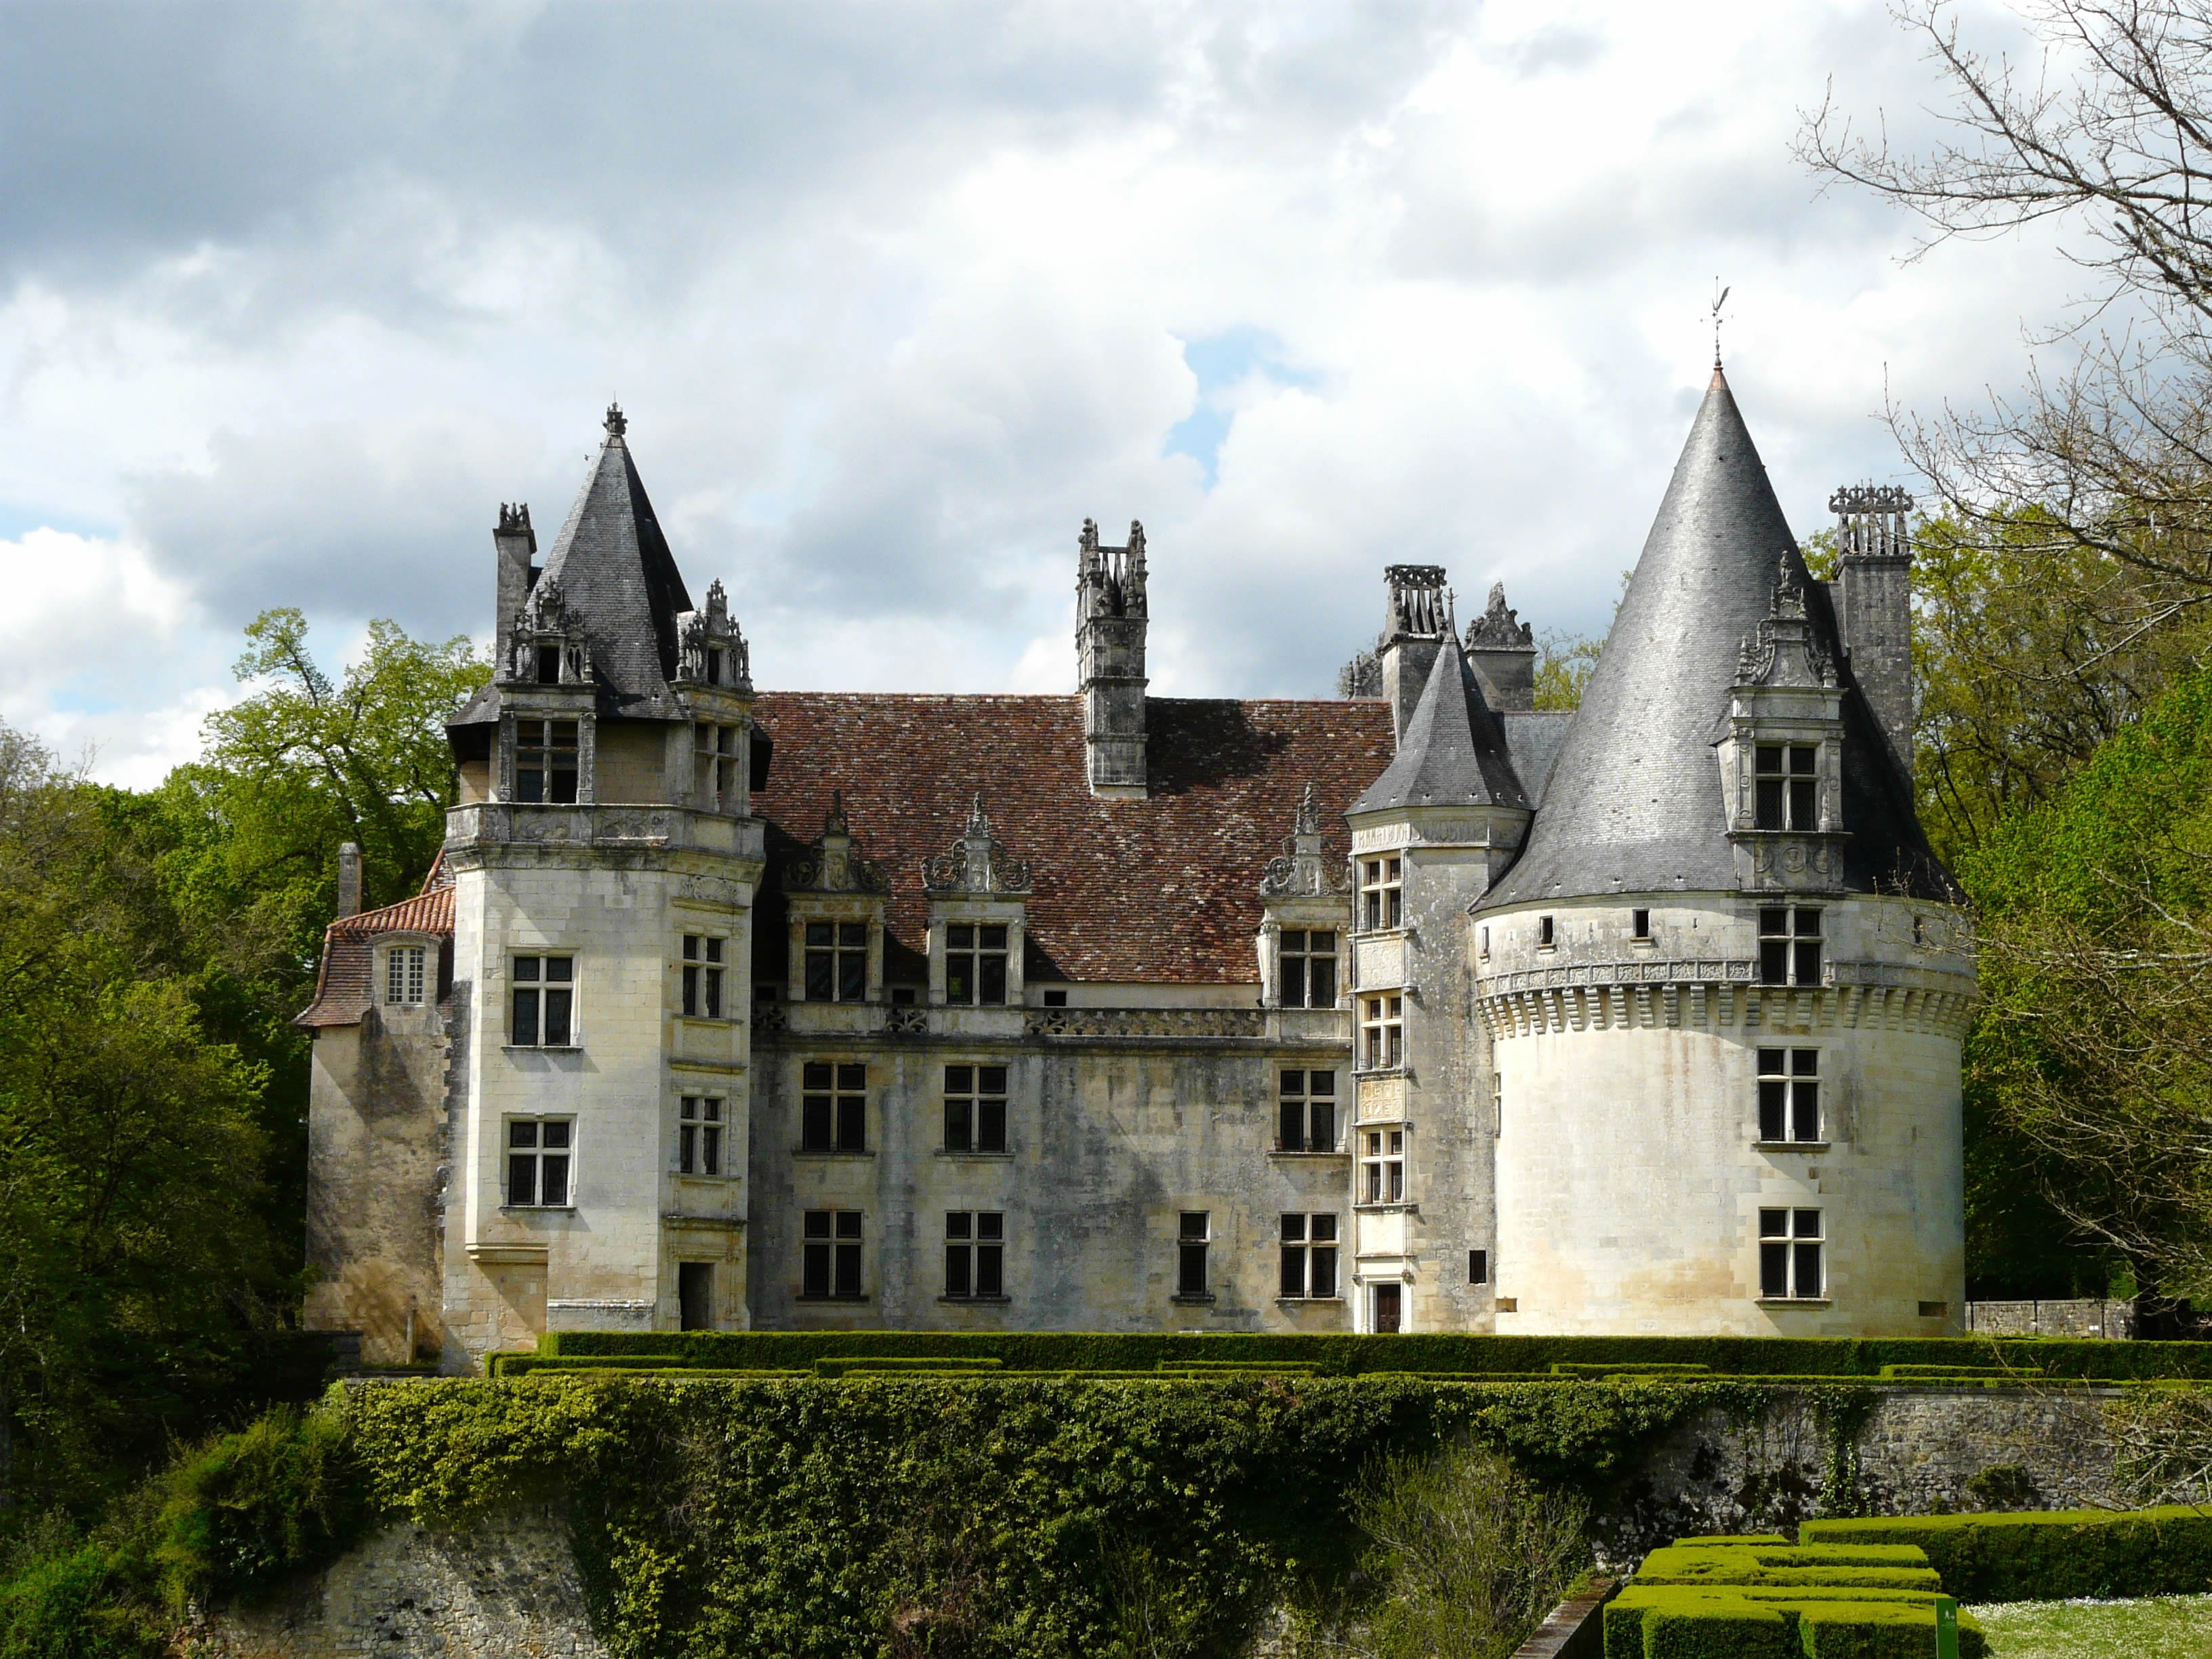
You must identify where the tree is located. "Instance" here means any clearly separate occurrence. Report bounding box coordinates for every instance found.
[1532,631,1601,712]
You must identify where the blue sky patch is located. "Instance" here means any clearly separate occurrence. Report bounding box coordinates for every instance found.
[1164,327,1322,487]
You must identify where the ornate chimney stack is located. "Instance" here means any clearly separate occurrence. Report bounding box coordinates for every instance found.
[1379,565,1450,746]
[493,501,537,671]
[1830,484,1915,781]
[1076,517,1149,799]
[1464,581,1537,712]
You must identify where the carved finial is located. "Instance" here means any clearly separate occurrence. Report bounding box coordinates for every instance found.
[1128,520,1145,560]
[1711,279,1730,371]
[1080,518,1100,555]
[922,793,1033,894]
[605,402,628,438]
[824,788,848,839]
[1294,781,1321,837]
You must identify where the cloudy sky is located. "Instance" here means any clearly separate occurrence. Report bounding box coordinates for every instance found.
[0,0,2091,785]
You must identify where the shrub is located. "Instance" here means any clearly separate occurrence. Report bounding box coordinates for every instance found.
[1799,1507,2212,1601]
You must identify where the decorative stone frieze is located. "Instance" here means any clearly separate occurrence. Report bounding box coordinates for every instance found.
[1476,958,1977,1040]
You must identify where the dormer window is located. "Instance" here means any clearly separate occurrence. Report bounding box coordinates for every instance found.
[705,645,724,686]
[1276,928,1337,1008]
[1755,745,1819,830]
[515,719,579,804]
[946,924,1009,1006]
[384,944,426,1006]
[805,922,868,1002]
[536,643,562,685]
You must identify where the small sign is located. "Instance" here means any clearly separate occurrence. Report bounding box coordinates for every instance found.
[1934,1595,1960,1659]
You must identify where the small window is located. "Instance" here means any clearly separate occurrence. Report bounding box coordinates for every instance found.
[804,921,869,1002]
[1631,908,1651,941]
[802,1209,864,1299]
[945,923,1010,1006]
[1276,1070,1336,1152]
[800,1061,867,1153]
[680,935,724,1019]
[1360,994,1404,1070]
[1479,924,1490,960]
[1537,915,1555,948]
[695,722,741,810]
[1359,857,1403,931]
[385,943,426,1006]
[506,1118,573,1207]
[1361,1128,1406,1204]
[514,718,579,804]
[944,1210,1006,1300]
[535,642,563,685]
[1757,1048,1821,1144]
[678,1096,723,1175]
[678,1261,714,1330]
[705,645,724,687]
[1759,1208,1824,1300]
[1177,1211,1210,1297]
[1279,1214,1338,1299]
[943,1063,1008,1154]
[1492,1076,1502,1139]
[1912,914,1926,946]
[1758,907,1823,987]
[511,955,575,1046]
[1754,743,1820,831]
[890,985,918,1005]
[1277,928,1339,1008]
[1469,1248,1488,1286]
[1041,988,1068,1007]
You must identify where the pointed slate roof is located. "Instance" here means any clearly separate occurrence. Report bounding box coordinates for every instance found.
[450,407,694,727]
[1352,634,1528,815]
[1479,368,1953,907]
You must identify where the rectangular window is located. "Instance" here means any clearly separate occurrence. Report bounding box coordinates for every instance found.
[804,921,869,1002]
[1276,1069,1337,1152]
[1632,908,1652,941]
[1759,1207,1824,1300]
[1757,1048,1822,1143]
[1279,1213,1338,1298]
[514,718,579,804]
[510,955,575,1046]
[1360,994,1404,1070]
[1359,857,1403,931]
[943,1210,1006,1299]
[386,944,426,1006]
[1176,1211,1210,1297]
[678,1095,723,1175]
[1276,928,1338,1008]
[1537,914,1556,947]
[943,1063,1008,1153]
[680,935,724,1019]
[1754,743,1820,831]
[945,923,1010,1006]
[506,1118,573,1207]
[1469,1248,1488,1286]
[801,1209,865,1299]
[1361,1128,1406,1204]
[800,1061,867,1153]
[1758,907,1823,986]
[1479,924,1490,959]
[695,722,741,808]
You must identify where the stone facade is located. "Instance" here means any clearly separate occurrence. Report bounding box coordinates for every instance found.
[298,375,1974,1370]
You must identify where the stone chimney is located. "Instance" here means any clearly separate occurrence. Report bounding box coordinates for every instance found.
[1829,485,1914,781]
[1379,565,1450,746]
[1464,581,1536,712]
[493,501,537,670]
[336,842,363,918]
[1077,517,1149,799]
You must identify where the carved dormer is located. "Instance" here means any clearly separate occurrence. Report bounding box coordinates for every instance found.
[1464,581,1537,712]
[1721,554,1848,893]
[784,792,889,1007]
[675,579,753,691]
[922,796,1032,1009]
[674,577,756,815]
[1258,783,1352,1010]
[501,575,591,688]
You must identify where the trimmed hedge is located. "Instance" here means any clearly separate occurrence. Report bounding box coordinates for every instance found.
[1801,1507,2212,1601]
[531,1328,2212,1379]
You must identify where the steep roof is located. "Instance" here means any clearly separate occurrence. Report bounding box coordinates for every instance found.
[452,409,694,727]
[295,867,456,1029]
[1351,635,1528,816]
[750,693,1395,984]
[1479,368,1953,908]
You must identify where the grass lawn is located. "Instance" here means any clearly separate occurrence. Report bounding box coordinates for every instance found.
[1972,1595,2212,1657]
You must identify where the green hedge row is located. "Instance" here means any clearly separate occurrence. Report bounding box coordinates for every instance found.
[1801,1507,2212,1601]
[532,1328,2212,1379]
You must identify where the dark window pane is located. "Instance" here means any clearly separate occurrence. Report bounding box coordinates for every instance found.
[1790,779,1817,827]
[979,955,1006,1005]
[1311,1248,1336,1299]
[836,1097,865,1151]
[836,1211,863,1240]
[1793,1050,1818,1076]
[838,1064,865,1090]
[1759,1208,1787,1237]
[1309,1071,1334,1097]
[1759,1048,1784,1074]
[834,1242,862,1298]
[1179,1211,1208,1240]
[680,1124,697,1173]
[545,957,573,982]
[949,924,973,949]
[945,1099,972,1153]
[1759,908,1789,937]
[541,1155,569,1207]
[1278,1100,1305,1151]
[1793,1081,1820,1142]
[682,964,699,1016]
[802,1097,832,1151]
[976,1246,1002,1298]
[805,951,834,1001]
[1467,1248,1486,1286]
[981,925,1006,950]
[1281,1214,1306,1242]
[550,722,577,747]
[543,1120,570,1148]
[1790,745,1817,775]
[1309,1099,1335,1151]
[806,922,833,947]
[978,1212,1002,1241]
[509,1154,536,1206]
[1307,957,1336,1007]
[1795,941,1823,985]
[1281,1247,1305,1298]
[1794,1242,1823,1297]
[550,766,577,804]
[703,970,721,1019]
[1755,779,1784,829]
[946,958,971,1004]
[803,1062,832,1088]
[838,951,865,1002]
[516,766,545,803]
[1633,909,1651,939]
[979,1066,1006,1093]
[802,1210,832,1239]
[1279,951,1305,1008]
[1311,930,1335,952]
[839,923,866,949]
[513,989,539,1046]
[1756,745,1782,774]
[1178,1242,1208,1296]
[947,1212,971,1239]
[802,1242,830,1298]
[978,1099,1005,1153]
[1759,1080,1787,1141]
[544,989,572,1046]
[945,1065,972,1092]
[1761,941,1790,985]
[701,1126,720,1176]
[1795,1209,1821,1237]
[683,937,700,961]
[1281,929,1305,954]
[1761,1241,1790,1297]
[1795,909,1822,937]
[945,1246,971,1299]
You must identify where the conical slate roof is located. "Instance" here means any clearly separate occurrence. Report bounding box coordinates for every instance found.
[1352,634,1528,815]
[1478,369,1952,907]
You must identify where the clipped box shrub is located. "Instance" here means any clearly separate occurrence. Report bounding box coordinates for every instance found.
[1800,1507,2212,1601]
[1605,1587,1987,1659]
[811,1356,1004,1376]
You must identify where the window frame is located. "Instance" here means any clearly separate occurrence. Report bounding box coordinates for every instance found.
[1359,994,1404,1071]
[680,935,726,1019]
[1757,1048,1823,1145]
[945,922,1010,1006]
[1275,1069,1338,1153]
[943,1063,1009,1155]
[384,942,427,1007]
[800,1061,868,1153]
[943,1210,1006,1300]
[678,1094,725,1176]
[1275,927,1339,1009]
[804,920,870,1003]
[1360,1127,1408,1205]
[510,954,577,1048]
[1759,1207,1825,1300]
[1359,857,1404,932]
[801,1208,865,1300]
[505,1115,575,1208]
[1758,907,1824,987]
[1176,1211,1211,1299]
[1753,742,1821,832]
[695,720,742,811]
[514,717,580,804]
[1278,1212,1339,1300]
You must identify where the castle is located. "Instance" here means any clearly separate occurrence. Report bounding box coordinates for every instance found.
[298,369,1975,1370]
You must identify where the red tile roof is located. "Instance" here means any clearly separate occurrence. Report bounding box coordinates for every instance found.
[295,869,455,1029]
[752,693,1393,985]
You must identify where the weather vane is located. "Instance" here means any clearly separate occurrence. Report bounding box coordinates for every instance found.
[1711,279,1731,368]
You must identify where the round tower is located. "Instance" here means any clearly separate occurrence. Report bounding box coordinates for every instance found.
[1473,367,1974,1338]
